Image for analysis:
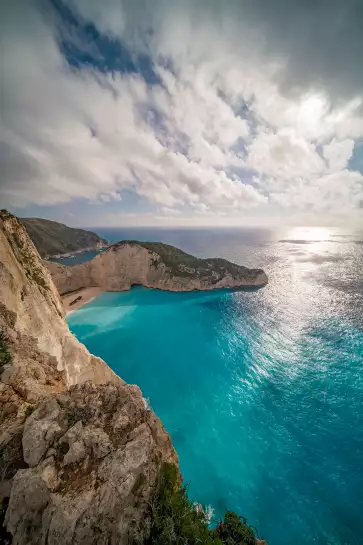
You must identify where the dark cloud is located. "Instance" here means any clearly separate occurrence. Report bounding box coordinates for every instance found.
[238,0,363,103]
[98,0,363,104]
[0,142,42,187]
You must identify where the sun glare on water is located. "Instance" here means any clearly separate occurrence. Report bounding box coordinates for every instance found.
[285,226,332,242]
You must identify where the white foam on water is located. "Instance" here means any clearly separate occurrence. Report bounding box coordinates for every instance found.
[143,397,152,410]
[194,503,215,525]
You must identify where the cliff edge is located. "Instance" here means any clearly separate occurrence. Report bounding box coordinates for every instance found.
[47,240,268,297]
[0,211,176,544]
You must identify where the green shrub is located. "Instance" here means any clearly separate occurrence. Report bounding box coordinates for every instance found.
[148,463,260,545]
[149,462,221,545]
[0,330,12,375]
[215,511,257,545]
[65,405,93,426]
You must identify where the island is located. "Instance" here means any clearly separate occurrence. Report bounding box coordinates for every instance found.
[46,240,268,311]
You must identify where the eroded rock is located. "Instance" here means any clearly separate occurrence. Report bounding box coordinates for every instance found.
[5,382,177,544]
[0,211,178,544]
[47,240,268,297]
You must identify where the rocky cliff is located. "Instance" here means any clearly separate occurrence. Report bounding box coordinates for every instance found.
[21,217,108,258]
[0,211,177,544]
[47,240,268,296]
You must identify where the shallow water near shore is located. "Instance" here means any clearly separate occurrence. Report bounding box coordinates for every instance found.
[68,226,363,545]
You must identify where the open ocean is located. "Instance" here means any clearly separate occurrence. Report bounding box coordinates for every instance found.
[67,226,363,545]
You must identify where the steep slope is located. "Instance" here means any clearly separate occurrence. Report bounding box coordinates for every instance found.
[21,217,108,258]
[47,240,268,296]
[0,211,176,544]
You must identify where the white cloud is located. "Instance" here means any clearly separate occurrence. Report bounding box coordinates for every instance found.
[1,0,363,226]
[161,207,181,215]
[323,138,355,172]
[247,129,325,180]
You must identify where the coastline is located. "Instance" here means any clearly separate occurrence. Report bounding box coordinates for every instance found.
[45,244,109,260]
[62,287,104,314]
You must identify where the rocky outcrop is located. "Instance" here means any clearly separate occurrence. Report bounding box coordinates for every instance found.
[47,240,268,296]
[5,382,176,545]
[0,210,177,544]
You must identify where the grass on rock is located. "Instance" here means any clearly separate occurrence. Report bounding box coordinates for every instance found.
[148,462,259,545]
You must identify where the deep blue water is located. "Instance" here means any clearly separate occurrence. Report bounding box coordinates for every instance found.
[67,226,363,545]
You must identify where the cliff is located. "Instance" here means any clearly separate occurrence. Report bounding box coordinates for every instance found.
[47,240,268,296]
[21,217,108,258]
[0,211,177,544]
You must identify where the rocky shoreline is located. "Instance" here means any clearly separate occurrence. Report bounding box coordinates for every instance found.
[47,240,268,300]
[45,243,109,261]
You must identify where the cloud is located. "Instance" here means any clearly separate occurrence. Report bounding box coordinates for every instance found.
[1,0,363,226]
[247,129,325,180]
[161,207,180,216]
[323,139,355,172]
[67,0,363,105]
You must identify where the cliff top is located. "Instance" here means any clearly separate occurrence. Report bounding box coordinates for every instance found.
[109,240,265,281]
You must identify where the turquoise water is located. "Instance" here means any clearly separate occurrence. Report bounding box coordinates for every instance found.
[68,227,363,545]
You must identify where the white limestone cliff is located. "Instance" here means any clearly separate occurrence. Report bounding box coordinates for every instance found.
[47,240,268,296]
[0,211,177,544]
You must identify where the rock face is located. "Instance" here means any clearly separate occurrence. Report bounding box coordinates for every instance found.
[5,382,176,545]
[0,210,119,388]
[0,211,177,544]
[47,240,268,295]
[21,217,108,258]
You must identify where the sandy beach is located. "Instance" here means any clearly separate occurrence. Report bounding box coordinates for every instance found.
[62,287,104,314]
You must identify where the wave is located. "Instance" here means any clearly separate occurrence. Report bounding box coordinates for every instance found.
[194,503,215,525]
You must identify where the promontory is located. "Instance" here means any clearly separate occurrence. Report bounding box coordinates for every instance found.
[46,240,268,308]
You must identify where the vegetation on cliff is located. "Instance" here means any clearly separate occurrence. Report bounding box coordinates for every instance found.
[21,217,108,257]
[111,240,265,283]
[149,462,260,545]
[0,329,12,375]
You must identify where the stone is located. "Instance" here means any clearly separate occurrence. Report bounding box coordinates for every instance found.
[63,440,86,466]
[5,470,50,540]
[82,425,112,458]
[59,421,83,446]
[40,460,59,490]
[22,398,63,467]
[3,380,177,544]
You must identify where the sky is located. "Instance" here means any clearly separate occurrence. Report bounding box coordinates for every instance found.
[1,0,363,228]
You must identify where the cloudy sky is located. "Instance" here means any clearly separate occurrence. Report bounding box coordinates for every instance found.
[1,0,363,227]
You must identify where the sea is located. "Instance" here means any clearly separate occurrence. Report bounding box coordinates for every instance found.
[66,226,363,545]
